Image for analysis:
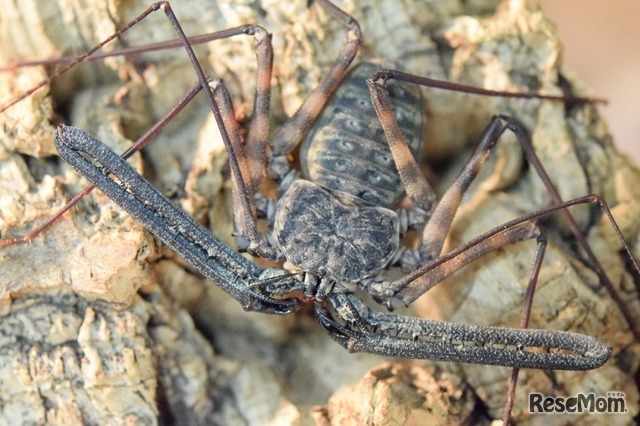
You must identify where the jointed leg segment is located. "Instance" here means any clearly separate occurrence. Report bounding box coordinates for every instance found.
[2,1,638,423]
[268,0,363,181]
[318,291,611,370]
[364,67,638,422]
[54,125,301,315]
[367,70,640,340]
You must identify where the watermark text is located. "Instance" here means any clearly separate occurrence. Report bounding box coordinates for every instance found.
[529,392,627,414]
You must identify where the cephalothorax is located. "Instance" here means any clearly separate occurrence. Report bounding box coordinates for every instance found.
[2,0,639,423]
[275,179,401,283]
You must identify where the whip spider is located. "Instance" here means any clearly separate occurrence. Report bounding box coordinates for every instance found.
[1,0,638,423]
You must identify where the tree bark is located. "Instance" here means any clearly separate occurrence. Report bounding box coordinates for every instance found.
[0,0,638,424]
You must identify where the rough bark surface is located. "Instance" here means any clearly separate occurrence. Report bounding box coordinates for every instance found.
[0,0,639,424]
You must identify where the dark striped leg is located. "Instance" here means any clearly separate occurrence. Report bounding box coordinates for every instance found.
[368,75,639,419]
[418,116,508,260]
[318,206,610,375]
[369,77,510,260]
[366,79,436,214]
[54,125,302,315]
[368,71,640,339]
[152,2,280,260]
[232,0,363,256]
[268,0,362,182]
[317,288,610,370]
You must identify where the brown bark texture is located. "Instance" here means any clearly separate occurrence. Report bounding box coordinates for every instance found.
[0,0,639,424]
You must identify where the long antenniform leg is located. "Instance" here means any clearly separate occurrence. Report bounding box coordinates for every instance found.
[363,68,640,422]
[0,2,275,252]
[502,229,548,424]
[368,70,640,339]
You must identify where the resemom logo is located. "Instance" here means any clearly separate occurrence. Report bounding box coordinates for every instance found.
[529,392,627,414]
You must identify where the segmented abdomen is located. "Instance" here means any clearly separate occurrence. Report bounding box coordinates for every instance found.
[300,61,426,208]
